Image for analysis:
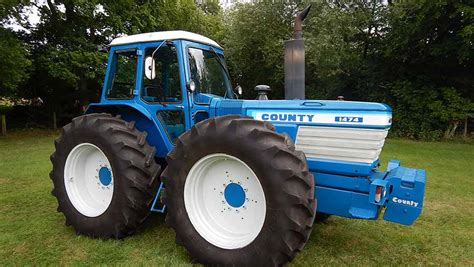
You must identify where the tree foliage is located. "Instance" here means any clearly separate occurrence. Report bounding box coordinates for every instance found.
[0,0,31,98]
[0,0,472,139]
[225,0,473,139]
[0,28,31,97]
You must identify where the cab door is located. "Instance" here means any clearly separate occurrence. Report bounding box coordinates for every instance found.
[137,41,191,147]
[181,41,233,126]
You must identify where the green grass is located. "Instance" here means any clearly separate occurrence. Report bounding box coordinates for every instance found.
[1,130,473,265]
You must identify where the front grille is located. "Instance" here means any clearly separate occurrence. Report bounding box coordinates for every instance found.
[295,126,389,164]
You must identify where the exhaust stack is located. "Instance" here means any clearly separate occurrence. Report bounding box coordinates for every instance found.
[284,5,311,100]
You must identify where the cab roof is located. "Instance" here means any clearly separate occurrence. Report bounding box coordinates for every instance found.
[110,30,222,49]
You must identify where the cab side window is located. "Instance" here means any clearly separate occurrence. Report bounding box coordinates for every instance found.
[107,49,137,99]
[142,45,181,103]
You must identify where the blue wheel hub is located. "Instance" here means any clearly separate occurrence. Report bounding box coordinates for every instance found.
[98,167,112,186]
[224,183,246,208]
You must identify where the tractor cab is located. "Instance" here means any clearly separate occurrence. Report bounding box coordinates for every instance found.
[89,31,237,156]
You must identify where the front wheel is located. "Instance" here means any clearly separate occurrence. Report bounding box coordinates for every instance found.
[162,115,316,266]
[50,113,161,238]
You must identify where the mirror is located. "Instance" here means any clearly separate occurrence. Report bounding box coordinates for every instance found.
[234,85,243,96]
[187,79,196,92]
[144,56,156,80]
[96,45,108,53]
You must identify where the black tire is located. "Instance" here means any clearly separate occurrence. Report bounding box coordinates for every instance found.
[161,115,316,266]
[50,113,160,238]
[315,212,330,223]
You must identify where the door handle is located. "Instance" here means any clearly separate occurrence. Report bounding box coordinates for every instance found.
[175,105,184,109]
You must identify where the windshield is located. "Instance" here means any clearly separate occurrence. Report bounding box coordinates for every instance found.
[187,47,234,99]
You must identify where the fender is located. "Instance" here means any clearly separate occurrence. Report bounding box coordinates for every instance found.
[86,103,172,158]
[86,102,153,120]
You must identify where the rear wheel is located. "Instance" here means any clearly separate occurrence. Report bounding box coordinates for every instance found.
[162,115,316,266]
[50,113,160,238]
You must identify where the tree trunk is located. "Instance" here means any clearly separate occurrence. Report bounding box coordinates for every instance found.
[53,111,57,130]
[449,121,459,138]
[1,114,6,136]
[444,128,449,139]
[463,118,468,138]
[445,121,460,139]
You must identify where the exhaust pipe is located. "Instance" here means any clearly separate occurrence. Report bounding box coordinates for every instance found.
[294,5,311,39]
[284,5,311,100]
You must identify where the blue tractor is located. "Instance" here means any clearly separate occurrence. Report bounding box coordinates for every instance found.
[50,8,426,266]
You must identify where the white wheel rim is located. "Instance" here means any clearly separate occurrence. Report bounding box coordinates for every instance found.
[64,143,114,217]
[184,153,266,249]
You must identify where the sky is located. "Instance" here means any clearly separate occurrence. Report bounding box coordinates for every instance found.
[7,0,43,32]
[8,0,244,32]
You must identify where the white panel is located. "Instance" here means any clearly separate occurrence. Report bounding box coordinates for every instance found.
[248,110,392,128]
[110,31,222,48]
[295,126,388,164]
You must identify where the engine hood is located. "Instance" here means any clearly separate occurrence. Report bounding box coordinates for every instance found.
[237,99,392,129]
[214,99,392,175]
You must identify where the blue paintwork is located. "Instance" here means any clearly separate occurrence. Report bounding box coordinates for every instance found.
[98,167,112,186]
[85,36,426,225]
[314,160,426,225]
[151,182,166,213]
[272,123,298,140]
[224,183,246,208]
[382,165,426,225]
[308,158,379,177]
[316,185,379,219]
[246,109,391,129]
[242,99,391,112]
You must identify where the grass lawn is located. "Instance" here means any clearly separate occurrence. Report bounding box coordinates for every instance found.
[1,130,473,265]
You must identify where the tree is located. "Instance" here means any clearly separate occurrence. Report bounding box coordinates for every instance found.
[379,0,474,138]
[1,0,472,139]
[429,87,474,139]
[224,1,473,139]
[0,28,31,97]
[224,2,296,99]
[0,0,31,98]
